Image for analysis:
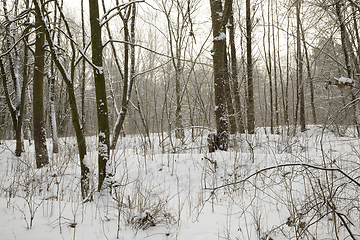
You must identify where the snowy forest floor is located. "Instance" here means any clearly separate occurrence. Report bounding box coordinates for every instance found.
[1,125,360,240]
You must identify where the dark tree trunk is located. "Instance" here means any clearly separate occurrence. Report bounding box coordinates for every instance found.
[89,0,111,191]
[209,0,232,150]
[246,0,255,134]
[81,0,86,129]
[33,0,49,168]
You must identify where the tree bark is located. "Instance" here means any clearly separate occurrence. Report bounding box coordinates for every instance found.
[89,0,111,191]
[246,0,255,134]
[209,0,232,150]
[33,0,49,168]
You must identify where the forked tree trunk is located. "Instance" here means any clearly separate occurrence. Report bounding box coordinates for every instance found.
[110,3,137,150]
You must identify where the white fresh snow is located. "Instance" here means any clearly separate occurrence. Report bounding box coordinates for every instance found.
[1,126,360,240]
[214,32,226,41]
[336,76,353,84]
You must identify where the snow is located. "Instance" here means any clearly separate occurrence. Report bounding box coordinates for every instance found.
[97,66,103,75]
[214,32,226,41]
[335,76,353,84]
[1,126,360,239]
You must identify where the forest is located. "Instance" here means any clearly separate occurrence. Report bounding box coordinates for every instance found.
[1,0,360,239]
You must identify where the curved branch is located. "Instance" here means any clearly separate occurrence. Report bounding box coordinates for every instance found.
[209,163,360,191]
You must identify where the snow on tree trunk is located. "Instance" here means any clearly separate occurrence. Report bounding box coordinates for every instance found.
[49,68,59,154]
[336,2,360,136]
[209,0,232,151]
[89,0,111,191]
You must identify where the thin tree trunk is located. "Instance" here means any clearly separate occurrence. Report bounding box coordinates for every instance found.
[1,0,28,156]
[110,2,137,150]
[336,1,360,136]
[134,82,151,142]
[229,10,245,133]
[81,0,86,129]
[224,54,237,135]
[175,56,185,140]
[49,67,59,153]
[272,0,279,132]
[246,0,255,134]
[297,0,306,132]
[300,22,316,125]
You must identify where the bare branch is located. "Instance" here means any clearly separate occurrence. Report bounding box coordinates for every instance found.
[209,163,360,191]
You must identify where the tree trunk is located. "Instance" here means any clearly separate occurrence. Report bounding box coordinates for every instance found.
[81,0,86,129]
[110,3,137,150]
[89,0,111,191]
[175,57,185,140]
[34,0,91,198]
[209,0,232,150]
[229,10,245,133]
[48,70,59,153]
[301,23,316,125]
[297,0,306,132]
[1,0,28,157]
[246,0,255,134]
[33,0,49,168]
[336,1,360,136]
[224,54,237,135]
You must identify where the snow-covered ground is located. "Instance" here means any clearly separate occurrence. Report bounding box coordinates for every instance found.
[1,126,360,240]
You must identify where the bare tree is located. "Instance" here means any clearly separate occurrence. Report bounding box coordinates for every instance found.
[34,0,91,199]
[336,0,360,135]
[109,1,137,150]
[0,0,31,156]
